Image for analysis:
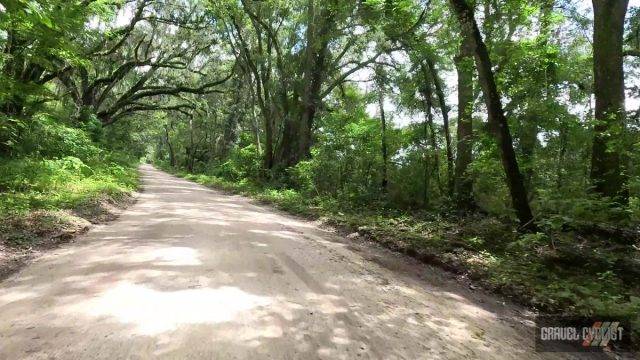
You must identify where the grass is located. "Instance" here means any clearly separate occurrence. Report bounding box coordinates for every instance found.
[162,164,640,341]
[0,156,138,217]
[0,155,139,248]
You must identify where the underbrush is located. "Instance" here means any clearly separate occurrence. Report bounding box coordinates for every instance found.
[0,142,139,248]
[0,113,140,278]
[159,161,640,342]
[1,113,139,221]
[0,156,138,253]
[0,155,138,218]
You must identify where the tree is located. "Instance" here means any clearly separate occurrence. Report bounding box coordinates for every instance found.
[57,0,233,127]
[448,0,536,230]
[420,70,440,206]
[454,34,475,213]
[223,0,394,170]
[424,59,454,196]
[590,0,629,203]
[0,0,92,116]
[375,66,389,193]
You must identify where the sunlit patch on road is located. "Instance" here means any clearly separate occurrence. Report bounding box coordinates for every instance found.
[67,281,271,335]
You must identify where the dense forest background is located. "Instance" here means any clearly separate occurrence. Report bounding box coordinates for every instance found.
[1,0,639,339]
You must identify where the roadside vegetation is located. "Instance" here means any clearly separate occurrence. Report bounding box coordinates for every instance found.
[0,117,139,219]
[0,113,139,277]
[159,149,639,325]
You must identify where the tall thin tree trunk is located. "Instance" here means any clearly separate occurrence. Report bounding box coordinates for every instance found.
[250,86,262,155]
[421,80,440,206]
[449,0,536,230]
[164,126,176,167]
[590,0,629,203]
[520,117,537,198]
[187,116,195,172]
[454,35,476,213]
[556,124,567,190]
[378,90,389,193]
[520,0,556,200]
[423,113,431,208]
[263,105,274,170]
[425,60,454,196]
[422,83,441,186]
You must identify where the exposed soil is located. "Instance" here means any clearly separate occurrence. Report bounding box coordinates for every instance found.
[0,193,137,281]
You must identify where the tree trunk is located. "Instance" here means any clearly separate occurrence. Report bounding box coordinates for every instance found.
[164,126,176,167]
[520,116,537,198]
[276,109,302,168]
[222,111,239,158]
[423,113,431,208]
[298,35,329,161]
[449,0,536,230]
[274,0,334,169]
[421,81,440,206]
[250,85,262,155]
[519,0,555,200]
[253,112,262,156]
[263,109,275,170]
[590,0,629,203]
[187,117,195,172]
[454,35,476,213]
[378,90,389,193]
[556,124,567,190]
[425,60,454,196]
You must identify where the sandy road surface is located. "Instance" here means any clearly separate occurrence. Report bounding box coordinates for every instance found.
[0,165,599,359]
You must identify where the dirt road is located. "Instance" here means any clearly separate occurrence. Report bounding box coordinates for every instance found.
[0,165,589,359]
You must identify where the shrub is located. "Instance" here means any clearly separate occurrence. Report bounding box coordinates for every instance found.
[21,115,101,161]
[0,155,137,216]
[286,160,316,194]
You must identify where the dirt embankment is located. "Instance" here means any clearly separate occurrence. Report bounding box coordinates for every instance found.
[0,193,137,281]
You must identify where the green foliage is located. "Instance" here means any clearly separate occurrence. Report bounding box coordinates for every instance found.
[205,144,262,181]
[257,189,311,215]
[0,116,26,150]
[469,138,511,215]
[536,191,635,230]
[0,112,138,218]
[0,0,95,114]
[231,144,262,179]
[309,102,391,205]
[0,155,138,216]
[24,115,101,159]
[286,160,317,194]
